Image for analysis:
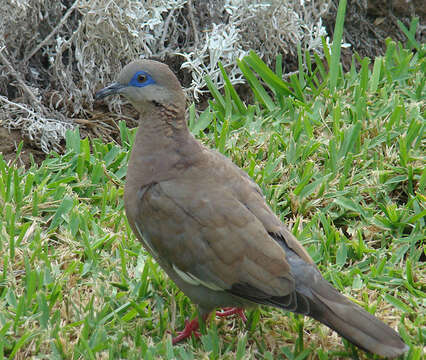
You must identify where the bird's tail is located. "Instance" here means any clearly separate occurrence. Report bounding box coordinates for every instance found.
[304,279,408,358]
[286,252,409,358]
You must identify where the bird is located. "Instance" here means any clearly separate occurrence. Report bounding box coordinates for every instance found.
[95,59,409,358]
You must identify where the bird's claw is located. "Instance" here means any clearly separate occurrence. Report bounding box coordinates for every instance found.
[172,318,200,345]
[215,307,247,322]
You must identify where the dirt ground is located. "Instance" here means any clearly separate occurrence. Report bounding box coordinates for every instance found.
[0,126,45,168]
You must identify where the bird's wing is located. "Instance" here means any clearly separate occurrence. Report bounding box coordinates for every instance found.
[207,150,315,266]
[132,150,300,299]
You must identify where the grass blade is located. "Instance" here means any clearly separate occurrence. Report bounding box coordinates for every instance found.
[329,0,347,91]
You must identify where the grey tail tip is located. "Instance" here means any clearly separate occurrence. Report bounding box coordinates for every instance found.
[388,342,410,358]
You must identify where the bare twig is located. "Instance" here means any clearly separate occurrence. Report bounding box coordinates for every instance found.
[23,0,80,63]
[283,70,300,81]
[0,46,40,105]
[187,0,199,48]
[74,118,94,126]
[160,7,176,51]
[0,94,37,115]
[0,95,69,127]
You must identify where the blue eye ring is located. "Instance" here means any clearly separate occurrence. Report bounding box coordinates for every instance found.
[129,71,155,88]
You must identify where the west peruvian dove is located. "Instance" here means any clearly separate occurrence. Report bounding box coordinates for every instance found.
[95,60,409,358]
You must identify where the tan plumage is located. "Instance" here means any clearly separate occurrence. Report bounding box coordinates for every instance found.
[96,60,409,358]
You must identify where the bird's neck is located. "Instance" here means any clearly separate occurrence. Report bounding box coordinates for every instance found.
[136,101,194,153]
[126,102,202,187]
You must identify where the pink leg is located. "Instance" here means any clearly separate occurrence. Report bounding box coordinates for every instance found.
[216,307,247,322]
[172,318,201,345]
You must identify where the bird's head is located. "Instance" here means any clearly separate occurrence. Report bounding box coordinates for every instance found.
[95,60,185,114]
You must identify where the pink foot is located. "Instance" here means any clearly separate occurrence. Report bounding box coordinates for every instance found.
[215,307,247,322]
[172,319,201,345]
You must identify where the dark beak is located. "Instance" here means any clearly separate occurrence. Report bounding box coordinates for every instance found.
[95,82,126,100]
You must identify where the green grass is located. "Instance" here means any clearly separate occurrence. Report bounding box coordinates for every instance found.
[0,10,425,360]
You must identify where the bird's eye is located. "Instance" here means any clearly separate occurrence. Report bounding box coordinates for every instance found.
[137,74,147,83]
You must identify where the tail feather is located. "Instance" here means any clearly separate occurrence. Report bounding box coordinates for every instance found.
[286,250,409,358]
[308,280,409,358]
